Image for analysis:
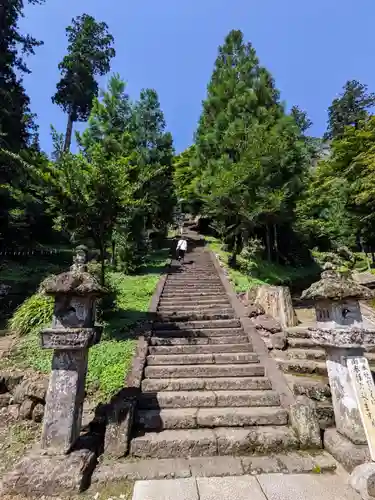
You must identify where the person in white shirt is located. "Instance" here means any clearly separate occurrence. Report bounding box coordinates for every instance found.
[176,238,187,262]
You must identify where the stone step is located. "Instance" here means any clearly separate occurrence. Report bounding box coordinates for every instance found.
[148,343,253,355]
[157,310,235,322]
[292,376,331,401]
[136,406,287,431]
[92,451,338,481]
[146,352,259,365]
[158,303,230,311]
[162,289,227,298]
[144,363,265,379]
[130,426,299,458]
[150,335,249,346]
[151,328,245,338]
[153,319,241,330]
[166,277,221,283]
[141,377,272,392]
[163,283,223,289]
[278,359,327,376]
[287,337,315,349]
[159,298,230,305]
[286,348,326,361]
[285,327,312,339]
[316,401,335,429]
[138,390,280,409]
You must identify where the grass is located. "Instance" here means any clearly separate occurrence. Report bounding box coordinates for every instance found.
[206,235,319,293]
[1,246,170,401]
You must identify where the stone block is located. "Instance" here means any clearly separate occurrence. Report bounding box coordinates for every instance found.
[0,371,24,393]
[189,456,243,477]
[32,403,45,423]
[13,375,48,404]
[350,463,375,500]
[324,428,370,472]
[289,396,322,449]
[104,399,134,458]
[271,332,287,350]
[241,456,285,474]
[244,304,265,318]
[19,398,36,420]
[255,284,298,328]
[0,392,11,407]
[0,448,96,497]
[252,314,282,333]
[93,458,191,482]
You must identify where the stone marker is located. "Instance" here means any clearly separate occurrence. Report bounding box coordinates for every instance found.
[0,246,106,497]
[39,244,105,452]
[348,357,375,460]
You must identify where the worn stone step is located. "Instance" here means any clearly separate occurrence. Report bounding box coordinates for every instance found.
[163,282,223,289]
[144,363,265,379]
[93,451,337,481]
[150,335,249,346]
[287,337,315,349]
[278,359,327,376]
[138,390,280,409]
[157,310,235,322]
[292,376,331,401]
[151,328,245,338]
[153,319,242,330]
[166,277,221,282]
[141,376,272,392]
[286,348,326,361]
[285,327,312,339]
[162,290,225,296]
[316,401,335,429]
[162,291,226,298]
[136,406,287,431]
[146,352,259,366]
[148,343,253,355]
[159,298,230,305]
[158,303,230,312]
[130,426,298,458]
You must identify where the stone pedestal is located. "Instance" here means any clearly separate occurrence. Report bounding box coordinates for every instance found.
[42,348,89,451]
[311,329,375,450]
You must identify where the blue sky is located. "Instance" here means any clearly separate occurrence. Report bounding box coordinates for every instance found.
[21,0,375,154]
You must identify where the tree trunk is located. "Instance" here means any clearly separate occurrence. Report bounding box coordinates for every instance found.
[111,239,116,267]
[64,112,74,152]
[266,224,271,262]
[273,224,279,263]
[99,243,105,287]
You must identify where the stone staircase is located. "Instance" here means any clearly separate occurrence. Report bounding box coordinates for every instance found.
[129,237,299,459]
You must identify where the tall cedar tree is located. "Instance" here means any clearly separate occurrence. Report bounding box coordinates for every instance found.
[325,80,375,140]
[132,89,175,234]
[52,14,115,152]
[192,30,311,261]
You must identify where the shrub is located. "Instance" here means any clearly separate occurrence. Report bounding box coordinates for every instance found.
[8,293,54,336]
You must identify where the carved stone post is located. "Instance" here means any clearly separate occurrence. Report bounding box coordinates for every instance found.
[39,245,105,452]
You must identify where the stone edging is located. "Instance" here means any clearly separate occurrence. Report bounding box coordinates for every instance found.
[103,255,172,459]
[206,246,296,409]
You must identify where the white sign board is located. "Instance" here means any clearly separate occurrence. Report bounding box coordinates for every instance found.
[347,356,375,460]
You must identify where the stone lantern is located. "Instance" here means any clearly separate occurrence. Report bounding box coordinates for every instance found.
[301,263,375,452]
[39,245,106,452]
[301,262,374,330]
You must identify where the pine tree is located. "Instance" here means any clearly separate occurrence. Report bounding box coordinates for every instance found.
[325,80,375,139]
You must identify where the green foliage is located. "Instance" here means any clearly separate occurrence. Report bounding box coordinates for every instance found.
[52,14,115,151]
[325,80,375,140]
[8,293,54,336]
